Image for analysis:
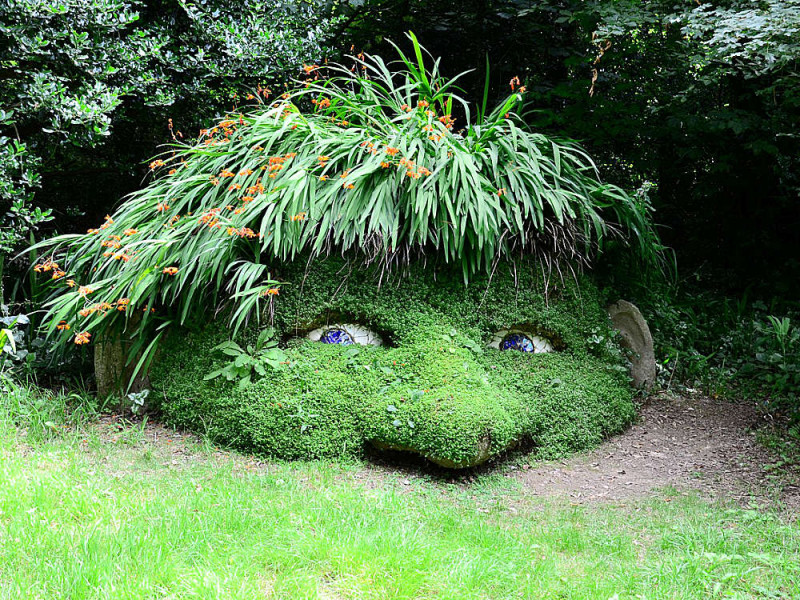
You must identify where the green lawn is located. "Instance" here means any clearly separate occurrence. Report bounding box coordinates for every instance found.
[1,407,798,599]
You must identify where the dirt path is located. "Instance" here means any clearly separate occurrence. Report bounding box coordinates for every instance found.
[514,393,800,510]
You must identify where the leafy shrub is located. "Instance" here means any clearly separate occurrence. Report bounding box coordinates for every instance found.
[151,258,634,467]
[1,0,338,305]
[745,315,800,408]
[0,309,35,376]
[642,290,800,419]
[32,36,661,379]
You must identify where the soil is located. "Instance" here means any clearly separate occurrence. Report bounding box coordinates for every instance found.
[513,393,800,511]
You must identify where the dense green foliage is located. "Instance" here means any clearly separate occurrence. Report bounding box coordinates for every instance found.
[2,0,797,438]
[640,291,800,420]
[151,259,633,466]
[31,40,658,377]
[0,0,337,300]
[344,0,800,293]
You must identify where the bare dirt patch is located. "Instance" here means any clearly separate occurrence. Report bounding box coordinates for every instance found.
[515,393,800,510]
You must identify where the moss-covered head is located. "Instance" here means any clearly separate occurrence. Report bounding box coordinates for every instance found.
[151,259,634,468]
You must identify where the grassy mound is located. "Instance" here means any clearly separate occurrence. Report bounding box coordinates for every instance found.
[151,259,634,467]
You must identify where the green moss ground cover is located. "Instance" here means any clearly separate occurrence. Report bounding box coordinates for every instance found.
[152,259,634,467]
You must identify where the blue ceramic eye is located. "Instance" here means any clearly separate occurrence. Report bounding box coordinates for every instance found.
[319,328,355,345]
[500,333,535,353]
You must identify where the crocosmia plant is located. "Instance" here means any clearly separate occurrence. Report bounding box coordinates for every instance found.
[31,35,660,466]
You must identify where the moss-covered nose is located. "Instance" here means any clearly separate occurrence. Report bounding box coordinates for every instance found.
[361,343,521,468]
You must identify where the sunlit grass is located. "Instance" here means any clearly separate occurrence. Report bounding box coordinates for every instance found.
[1,394,798,599]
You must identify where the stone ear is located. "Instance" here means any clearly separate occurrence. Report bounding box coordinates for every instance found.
[607,300,656,391]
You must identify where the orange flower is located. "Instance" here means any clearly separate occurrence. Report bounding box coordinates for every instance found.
[210,177,219,186]
[51,270,66,280]
[66,279,76,287]
[246,181,265,195]
[509,76,520,92]
[319,175,329,181]
[199,208,222,228]
[219,169,235,178]
[157,202,170,212]
[123,228,138,236]
[87,228,99,235]
[262,288,280,297]
[56,320,70,331]
[239,169,253,176]
[318,155,330,162]
[417,100,429,108]
[116,298,130,311]
[168,169,177,175]
[343,182,354,189]
[497,188,507,197]
[78,286,94,297]
[385,147,400,156]
[380,162,391,168]
[74,331,91,345]
[290,212,307,222]
[302,64,318,74]
[149,160,165,170]
[34,259,59,273]
[162,266,179,275]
